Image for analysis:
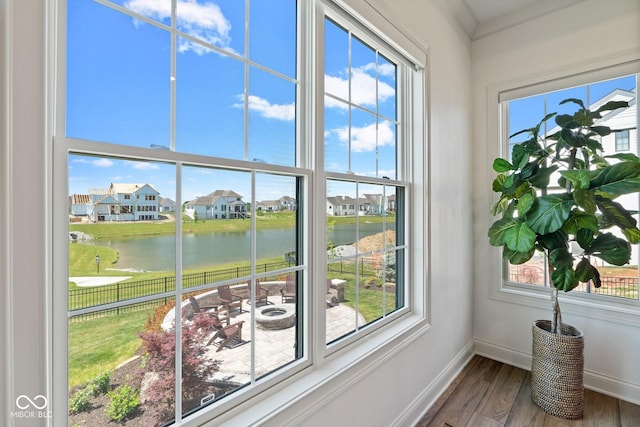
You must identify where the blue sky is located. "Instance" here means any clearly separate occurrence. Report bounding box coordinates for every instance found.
[67,0,398,202]
[508,75,637,143]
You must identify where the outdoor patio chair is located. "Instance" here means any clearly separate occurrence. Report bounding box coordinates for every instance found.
[206,314,245,352]
[281,275,296,303]
[189,297,229,325]
[247,279,271,306]
[217,284,244,314]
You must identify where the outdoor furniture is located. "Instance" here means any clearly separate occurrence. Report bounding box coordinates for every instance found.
[206,314,245,352]
[218,284,244,314]
[247,279,271,306]
[281,275,296,303]
[189,297,229,325]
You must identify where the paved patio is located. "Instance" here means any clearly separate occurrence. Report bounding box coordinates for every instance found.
[203,300,365,385]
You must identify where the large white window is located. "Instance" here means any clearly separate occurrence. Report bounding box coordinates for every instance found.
[56,0,423,425]
[500,72,639,302]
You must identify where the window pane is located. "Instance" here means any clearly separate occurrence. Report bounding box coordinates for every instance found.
[67,1,170,147]
[324,96,350,173]
[256,173,299,272]
[177,0,243,56]
[249,0,296,77]
[378,54,397,120]
[350,36,377,112]
[350,108,379,177]
[248,67,297,166]
[182,167,251,270]
[176,43,245,158]
[324,19,349,101]
[504,74,639,300]
[67,154,176,426]
[107,0,171,26]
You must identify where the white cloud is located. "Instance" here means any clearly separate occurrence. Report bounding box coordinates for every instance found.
[130,161,160,170]
[234,95,295,121]
[328,120,394,153]
[125,0,232,54]
[325,63,395,109]
[93,158,114,167]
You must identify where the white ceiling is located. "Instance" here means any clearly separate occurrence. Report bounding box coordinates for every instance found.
[445,0,587,39]
[463,0,547,23]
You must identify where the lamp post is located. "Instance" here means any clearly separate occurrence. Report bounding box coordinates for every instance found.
[95,255,101,274]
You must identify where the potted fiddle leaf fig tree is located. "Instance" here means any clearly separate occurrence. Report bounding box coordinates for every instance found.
[488,97,640,419]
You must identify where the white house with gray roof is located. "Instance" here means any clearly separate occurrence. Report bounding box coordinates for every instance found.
[185,190,247,220]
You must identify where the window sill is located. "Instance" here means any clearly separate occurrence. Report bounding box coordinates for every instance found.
[185,311,429,426]
[492,282,640,328]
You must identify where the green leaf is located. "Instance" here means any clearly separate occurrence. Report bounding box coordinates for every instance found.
[576,228,594,250]
[590,162,640,196]
[596,197,637,229]
[492,174,506,192]
[575,258,594,283]
[584,233,631,266]
[488,218,517,246]
[490,196,509,217]
[573,188,597,214]
[517,192,535,216]
[512,144,529,170]
[493,158,515,172]
[503,246,535,265]
[503,221,536,253]
[528,166,558,188]
[549,247,573,269]
[520,162,539,180]
[551,266,578,292]
[606,153,640,163]
[622,227,640,244]
[560,98,586,109]
[525,193,574,234]
[562,209,598,236]
[538,230,568,251]
[560,170,593,189]
[591,267,601,288]
[588,126,611,137]
[595,100,628,114]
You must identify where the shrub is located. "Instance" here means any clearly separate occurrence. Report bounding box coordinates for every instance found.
[68,388,91,414]
[105,384,140,422]
[138,315,220,424]
[144,299,176,332]
[86,371,111,396]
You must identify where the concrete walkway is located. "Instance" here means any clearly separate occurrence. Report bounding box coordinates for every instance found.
[202,301,365,385]
[69,276,132,287]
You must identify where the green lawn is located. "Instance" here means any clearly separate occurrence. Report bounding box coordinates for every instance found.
[68,309,149,388]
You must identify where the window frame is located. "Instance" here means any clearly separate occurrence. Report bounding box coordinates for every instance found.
[615,129,631,152]
[52,0,430,424]
[487,58,640,329]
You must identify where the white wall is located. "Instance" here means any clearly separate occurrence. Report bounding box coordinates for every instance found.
[2,0,475,425]
[472,0,640,403]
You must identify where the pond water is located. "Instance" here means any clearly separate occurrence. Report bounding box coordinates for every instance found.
[83,222,393,271]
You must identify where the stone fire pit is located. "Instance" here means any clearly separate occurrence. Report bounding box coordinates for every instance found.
[255,304,296,330]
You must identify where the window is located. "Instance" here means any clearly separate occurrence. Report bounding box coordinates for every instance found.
[500,73,639,301]
[616,129,631,151]
[323,16,406,343]
[58,0,422,425]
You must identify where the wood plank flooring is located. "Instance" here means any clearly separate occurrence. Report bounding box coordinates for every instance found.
[416,356,640,427]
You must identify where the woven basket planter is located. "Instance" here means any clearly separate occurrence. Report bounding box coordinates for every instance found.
[531,320,584,419]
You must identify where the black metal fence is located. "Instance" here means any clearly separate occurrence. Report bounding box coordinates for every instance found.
[508,269,638,300]
[69,260,292,320]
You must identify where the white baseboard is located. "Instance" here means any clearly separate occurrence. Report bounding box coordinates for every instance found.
[393,340,475,426]
[474,337,640,405]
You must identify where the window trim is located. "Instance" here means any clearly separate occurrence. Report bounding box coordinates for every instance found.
[486,55,640,330]
[51,0,431,424]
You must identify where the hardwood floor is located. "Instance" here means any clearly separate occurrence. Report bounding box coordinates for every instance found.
[416,356,640,427]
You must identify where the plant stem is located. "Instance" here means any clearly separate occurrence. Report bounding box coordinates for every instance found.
[551,287,562,334]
